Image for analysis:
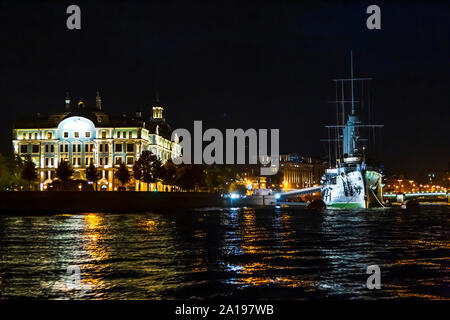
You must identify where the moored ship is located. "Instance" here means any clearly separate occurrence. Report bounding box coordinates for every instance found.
[320,52,384,208]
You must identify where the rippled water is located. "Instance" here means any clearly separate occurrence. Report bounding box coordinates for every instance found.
[0,205,448,299]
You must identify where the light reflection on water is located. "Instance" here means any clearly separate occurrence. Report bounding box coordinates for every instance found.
[0,206,448,299]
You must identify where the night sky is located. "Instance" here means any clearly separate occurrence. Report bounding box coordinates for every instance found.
[0,0,448,176]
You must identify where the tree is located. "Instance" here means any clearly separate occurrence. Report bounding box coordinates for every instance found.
[134,151,163,191]
[86,162,100,191]
[56,160,74,190]
[133,158,143,191]
[0,153,18,190]
[115,163,130,190]
[21,156,38,191]
[204,165,235,193]
[175,164,206,192]
[229,182,247,195]
[10,154,26,190]
[0,153,9,190]
[161,158,177,188]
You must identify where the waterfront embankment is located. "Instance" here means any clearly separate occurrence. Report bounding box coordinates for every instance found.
[0,192,278,214]
[0,191,232,214]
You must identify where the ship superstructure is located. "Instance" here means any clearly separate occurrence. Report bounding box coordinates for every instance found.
[320,52,384,208]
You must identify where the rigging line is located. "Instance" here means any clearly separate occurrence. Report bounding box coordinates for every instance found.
[369,84,375,145]
[341,80,345,126]
[339,80,344,163]
[328,127,331,168]
[335,126,339,166]
[370,188,386,207]
[335,80,339,126]
[334,81,339,167]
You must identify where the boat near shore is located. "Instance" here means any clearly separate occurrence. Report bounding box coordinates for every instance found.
[276,52,385,209]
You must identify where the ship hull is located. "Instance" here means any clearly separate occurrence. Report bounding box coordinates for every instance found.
[321,170,383,209]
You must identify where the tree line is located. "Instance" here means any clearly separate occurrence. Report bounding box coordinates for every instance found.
[0,151,271,193]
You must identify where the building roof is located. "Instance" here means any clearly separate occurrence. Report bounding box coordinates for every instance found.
[14,104,173,139]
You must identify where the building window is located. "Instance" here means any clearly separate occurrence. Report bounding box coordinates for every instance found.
[99,144,103,152]
[22,133,26,140]
[85,144,89,152]
[20,145,27,153]
[115,157,122,165]
[28,133,32,139]
[100,158,103,165]
[105,144,109,152]
[61,144,68,153]
[63,132,69,138]
[128,131,132,138]
[126,143,134,152]
[115,143,122,152]
[102,131,107,139]
[34,133,38,139]
[45,158,49,167]
[85,132,91,138]
[73,144,81,153]
[117,132,121,139]
[45,145,49,153]
[104,157,109,166]
[51,158,54,166]
[32,145,39,153]
[73,157,81,166]
[50,145,54,153]
[74,132,79,138]
[126,157,134,165]
[47,132,52,139]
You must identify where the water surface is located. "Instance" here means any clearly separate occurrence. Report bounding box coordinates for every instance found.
[0,205,448,299]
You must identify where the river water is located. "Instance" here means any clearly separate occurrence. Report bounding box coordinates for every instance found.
[0,205,448,299]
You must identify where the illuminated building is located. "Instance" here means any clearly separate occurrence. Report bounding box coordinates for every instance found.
[278,154,327,189]
[12,92,181,191]
[239,154,327,191]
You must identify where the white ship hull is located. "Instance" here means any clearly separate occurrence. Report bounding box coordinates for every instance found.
[321,169,383,209]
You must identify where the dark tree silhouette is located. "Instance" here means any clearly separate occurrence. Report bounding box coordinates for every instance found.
[56,160,74,190]
[204,165,235,193]
[175,164,206,191]
[161,158,177,188]
[133,158,143,191]
[0,153,19,190]
[86,162,100,191]
[115,163,131,190]
[21,156,38,191]
[134,151,163,191]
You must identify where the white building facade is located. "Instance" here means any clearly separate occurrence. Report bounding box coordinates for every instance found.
[12,94,181,191]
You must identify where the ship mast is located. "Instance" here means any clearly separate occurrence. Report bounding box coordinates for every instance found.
[325,52,381,165]
[351,50,355,115]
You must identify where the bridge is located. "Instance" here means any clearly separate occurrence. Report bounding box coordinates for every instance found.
[275,186,323,199]
[383,192,449,203]
[275,188,449,204]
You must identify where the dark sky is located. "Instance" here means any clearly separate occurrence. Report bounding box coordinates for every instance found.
[0,0,449,176]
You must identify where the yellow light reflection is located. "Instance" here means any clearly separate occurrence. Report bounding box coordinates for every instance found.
[225,209,305,289]
[81,213,109,292]
[138,218,159,233]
